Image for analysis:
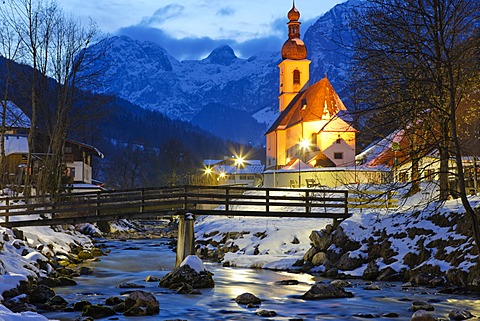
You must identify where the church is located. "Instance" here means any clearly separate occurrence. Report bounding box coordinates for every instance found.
[265,4,357,174]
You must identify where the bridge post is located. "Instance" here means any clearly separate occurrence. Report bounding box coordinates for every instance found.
[175,212,195,267]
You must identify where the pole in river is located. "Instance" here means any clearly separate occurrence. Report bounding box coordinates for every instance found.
[175,212,195,267]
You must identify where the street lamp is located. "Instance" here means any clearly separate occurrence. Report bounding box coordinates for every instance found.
[298,139,310,187]
[203,167,213,185]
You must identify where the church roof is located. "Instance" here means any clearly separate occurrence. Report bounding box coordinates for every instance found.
[266,77,355,134]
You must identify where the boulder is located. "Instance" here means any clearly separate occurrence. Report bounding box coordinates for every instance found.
[145,275,161,282]
[58,277,77,286]
[309,230,332,251]
[117,282,145,289]
[410,310,436,321]
[332,227,361,252]
[28,284,55,304]
[235,293,261,305]
[257,310,277,317]
[364,283,381,290]
[175,282,201,294]
[377,267,401,281]
[311,251,332,267]
[159,265,214,289]
[448,309,475,320]
[79,267,93,275]
[446,269,468,287]
[82,304,116,318]
[335,252,364,271]
[363,261,379,280]
[123,291,160,316]
[105,297,124,306]
[303,247,318,261]
[301,283,354,300]
[410,301,434,312]
[73,300,91,311]
[330,280,351,288]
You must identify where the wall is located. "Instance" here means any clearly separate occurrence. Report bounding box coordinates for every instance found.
[264,168,390,188]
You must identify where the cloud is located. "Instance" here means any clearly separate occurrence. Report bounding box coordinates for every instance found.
[217,7,235,17]
[118,26,237,60]
[139,4,185,27]
[114,9,319,61]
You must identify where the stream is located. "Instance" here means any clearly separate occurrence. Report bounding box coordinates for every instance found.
[41,238,480,321]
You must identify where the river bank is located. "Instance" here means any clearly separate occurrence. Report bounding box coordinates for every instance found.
[194,187,480,292]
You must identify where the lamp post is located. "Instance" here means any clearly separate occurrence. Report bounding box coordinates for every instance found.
[204,167,213,185]
[391,142,400,183]
[474,156,478,194]
[234,157,244,185]
[298,139,310,188]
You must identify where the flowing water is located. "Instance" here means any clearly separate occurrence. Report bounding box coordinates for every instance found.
[41,238,480,321]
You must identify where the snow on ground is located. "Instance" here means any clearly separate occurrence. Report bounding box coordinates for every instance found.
[0,195,97,319]
[195,183,480,273]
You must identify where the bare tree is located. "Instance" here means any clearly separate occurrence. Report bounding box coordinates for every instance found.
[351,0,480,254]
[0,5,22,190]
[1,0,99,195]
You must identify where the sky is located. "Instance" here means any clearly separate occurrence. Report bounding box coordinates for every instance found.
[59,0,346,60]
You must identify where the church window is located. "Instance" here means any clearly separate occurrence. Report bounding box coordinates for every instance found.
[311,133,317,146]
[334,152,343,160]
[293,70,300,84]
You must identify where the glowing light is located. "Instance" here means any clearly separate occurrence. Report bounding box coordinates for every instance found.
[235,157,244,166]
[300,139,310,150]
[204,167,212,175]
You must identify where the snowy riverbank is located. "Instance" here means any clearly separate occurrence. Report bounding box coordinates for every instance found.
[0,223,101,320]
[195,184,480,288]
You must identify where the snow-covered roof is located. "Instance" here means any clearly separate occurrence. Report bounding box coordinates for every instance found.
[3,135,28,155]
[66,139,104,158]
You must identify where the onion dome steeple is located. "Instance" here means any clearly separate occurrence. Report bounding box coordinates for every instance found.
[281,1,307,60]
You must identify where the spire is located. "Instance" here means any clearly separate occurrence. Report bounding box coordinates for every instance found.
[281,2,307,60]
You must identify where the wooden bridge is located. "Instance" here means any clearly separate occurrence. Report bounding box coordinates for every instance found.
[0,185,350,228]
[0,185,351,266]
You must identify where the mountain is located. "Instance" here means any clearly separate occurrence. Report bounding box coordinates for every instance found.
[82,36,279,118]
[80,1,357,146]
[304,0,359,102]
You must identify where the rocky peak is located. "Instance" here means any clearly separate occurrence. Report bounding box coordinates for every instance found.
[204,45,238,66]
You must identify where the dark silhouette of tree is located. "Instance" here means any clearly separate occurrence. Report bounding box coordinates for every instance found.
[351,0,480,255]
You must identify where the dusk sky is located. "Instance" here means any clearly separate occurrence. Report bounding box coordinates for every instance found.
[60,0,346,60]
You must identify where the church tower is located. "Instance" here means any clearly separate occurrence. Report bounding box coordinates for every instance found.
[278,2,311,112]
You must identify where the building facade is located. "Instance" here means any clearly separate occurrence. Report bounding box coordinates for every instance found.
[265,4,357,172]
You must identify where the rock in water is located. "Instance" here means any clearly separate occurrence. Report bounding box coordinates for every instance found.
[159,264,214,289]
[448,309,475,320]
[411,301,434,312]
[301,283,354,300]
[123,291,159,316]
[82,304,116,318]
[410,310,436,321]
[235,293,261,305]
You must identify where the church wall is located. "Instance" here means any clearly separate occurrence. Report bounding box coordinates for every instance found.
[263,168,390,188]
[319,131,356,166]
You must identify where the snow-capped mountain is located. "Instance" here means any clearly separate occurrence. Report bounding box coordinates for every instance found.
[82,36,280,122]
[80,1,356,145]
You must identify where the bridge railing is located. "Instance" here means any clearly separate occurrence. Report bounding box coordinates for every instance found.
[0,185,350,227]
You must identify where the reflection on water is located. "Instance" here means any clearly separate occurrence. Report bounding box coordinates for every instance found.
[41,239,480,321]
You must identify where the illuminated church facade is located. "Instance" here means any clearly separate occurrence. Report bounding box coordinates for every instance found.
[265,4,357,171]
